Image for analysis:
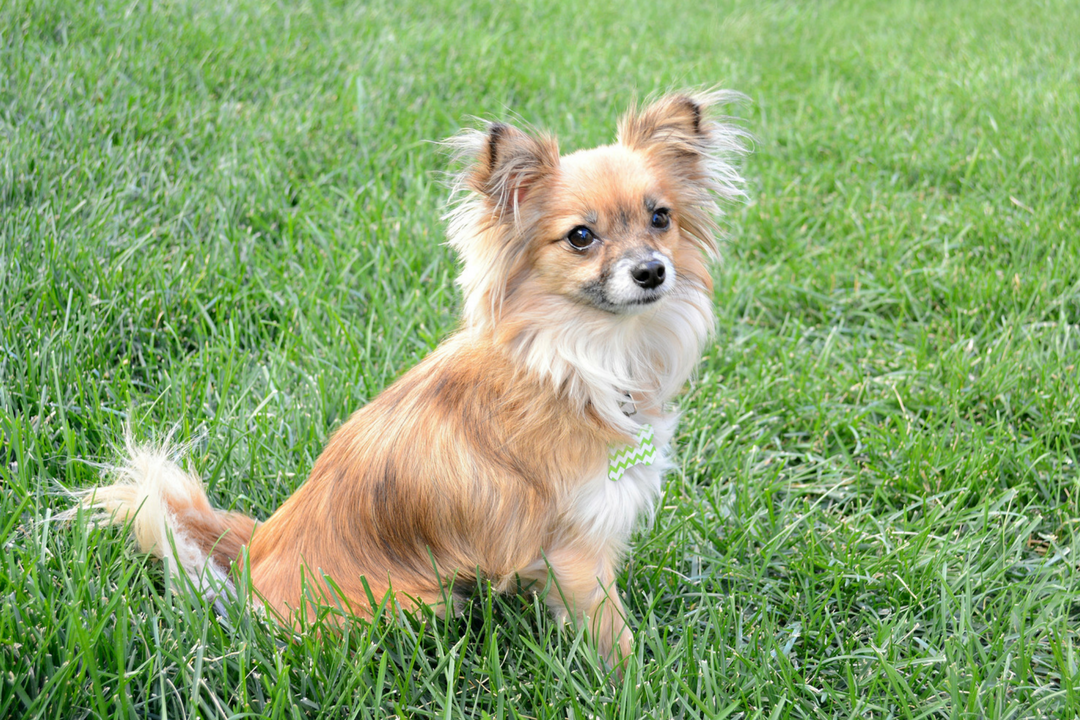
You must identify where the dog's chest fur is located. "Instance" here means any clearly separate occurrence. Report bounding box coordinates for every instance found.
[568,412,678,543]
[505,292,714,547]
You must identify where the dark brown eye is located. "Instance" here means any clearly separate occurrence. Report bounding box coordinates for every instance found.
[651,208,671,230]
[567,226,596,250]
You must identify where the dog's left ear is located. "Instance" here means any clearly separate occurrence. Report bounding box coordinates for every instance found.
[617,90,747,201]
[619,93,708,152]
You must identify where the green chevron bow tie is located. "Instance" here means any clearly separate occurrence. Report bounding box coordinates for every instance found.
[608,424,657,482]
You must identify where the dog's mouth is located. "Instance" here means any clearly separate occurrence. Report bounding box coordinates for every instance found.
[577,284,670,315]
[621,293,664,308]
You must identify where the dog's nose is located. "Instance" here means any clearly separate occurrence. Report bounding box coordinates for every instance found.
[631,259,666,289]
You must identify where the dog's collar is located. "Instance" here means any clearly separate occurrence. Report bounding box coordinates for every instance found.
[618,391,637,417]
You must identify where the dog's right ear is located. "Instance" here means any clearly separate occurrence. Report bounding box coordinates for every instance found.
[449,123,560,219]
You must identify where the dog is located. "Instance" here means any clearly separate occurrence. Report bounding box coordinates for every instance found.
[72,90,747,669]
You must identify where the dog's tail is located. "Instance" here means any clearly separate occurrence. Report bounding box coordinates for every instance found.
[68,439,257,601]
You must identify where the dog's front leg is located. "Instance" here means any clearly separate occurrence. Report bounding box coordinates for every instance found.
[539,545,633,672]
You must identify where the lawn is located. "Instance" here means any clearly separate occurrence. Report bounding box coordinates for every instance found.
[2,0,1079,717]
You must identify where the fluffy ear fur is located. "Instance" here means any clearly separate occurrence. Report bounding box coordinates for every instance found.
[617,90,749,257]
[445,122,560,328]
[451,122,560,221]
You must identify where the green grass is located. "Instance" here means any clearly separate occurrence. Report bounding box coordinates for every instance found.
[2,0,1079,716]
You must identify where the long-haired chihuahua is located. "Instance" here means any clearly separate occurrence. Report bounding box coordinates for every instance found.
[73,90,747,669]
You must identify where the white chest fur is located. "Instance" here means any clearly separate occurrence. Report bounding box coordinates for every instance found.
[569,413,679,544]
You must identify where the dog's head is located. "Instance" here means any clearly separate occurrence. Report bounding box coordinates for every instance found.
[447,91,748,329]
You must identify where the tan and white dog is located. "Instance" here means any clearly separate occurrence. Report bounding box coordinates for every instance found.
[75,90,747,668]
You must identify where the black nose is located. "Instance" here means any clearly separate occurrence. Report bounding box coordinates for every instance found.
[631,259,666,289]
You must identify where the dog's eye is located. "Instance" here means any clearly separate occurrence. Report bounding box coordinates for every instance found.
[566,226,596,250]
[651,208,671,230]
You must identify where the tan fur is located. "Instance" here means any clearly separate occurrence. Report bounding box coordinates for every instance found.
[247,335,616,625]
[68,443,256,595]
[75,91,747,671]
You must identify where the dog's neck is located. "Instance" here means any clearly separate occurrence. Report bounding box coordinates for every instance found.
[485,284,715,435]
